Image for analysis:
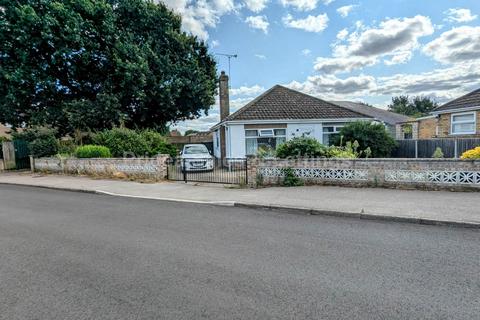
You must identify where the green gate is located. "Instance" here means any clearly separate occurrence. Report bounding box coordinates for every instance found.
[13,140,31,170]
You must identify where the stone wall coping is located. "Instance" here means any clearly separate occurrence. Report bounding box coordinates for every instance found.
[256,157,479,163]
[36,157,168,161]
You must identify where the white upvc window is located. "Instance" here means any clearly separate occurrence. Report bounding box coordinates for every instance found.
[245,129,286,155]
[322,125,343,146]
[451,112,476,135]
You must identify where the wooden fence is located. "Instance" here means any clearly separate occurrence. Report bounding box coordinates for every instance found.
[394,138,480,158]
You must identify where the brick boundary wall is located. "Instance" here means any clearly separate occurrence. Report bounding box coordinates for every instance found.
[247,157,480,191]
[32,155,170,180]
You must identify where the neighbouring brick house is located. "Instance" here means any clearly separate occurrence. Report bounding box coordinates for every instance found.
[397,88,480,139]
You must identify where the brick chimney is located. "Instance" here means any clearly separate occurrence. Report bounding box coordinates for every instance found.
[219,71,230,120]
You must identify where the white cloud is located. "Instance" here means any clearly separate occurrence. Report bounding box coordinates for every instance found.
[336,28,349,40]
[280,0,320,11]
[245,15,269,34]
[314,15,433,74]
[243,0,269,12]
[282,13,329,33]
[287,74,376,100]
[337,5,356,18]
[423,26,480,64]
[335,15,433,58]
[163,0,237,40]
[376,62,480,100]
[383,50,412,65]
[255,54,267,59]
[314,56,376,74]
[302,49,312,56]
[211,40,220,47]
[444,8,477,23]
[230,85,265,96]
[288,60,480,103]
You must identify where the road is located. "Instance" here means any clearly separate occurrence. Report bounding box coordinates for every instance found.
[0,185,479,320]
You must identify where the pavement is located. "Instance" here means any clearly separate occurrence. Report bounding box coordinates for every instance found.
[0,172,479,227]
[1,184,479,320]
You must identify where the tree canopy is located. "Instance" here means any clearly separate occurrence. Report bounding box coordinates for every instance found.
[0,0,217,135]
[387,95,438,117]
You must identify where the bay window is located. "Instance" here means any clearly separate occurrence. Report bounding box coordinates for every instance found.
[245,129,286,155]
[451,112,476,135]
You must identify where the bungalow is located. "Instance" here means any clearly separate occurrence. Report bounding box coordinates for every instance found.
[211,72,408,159]
[396,88,480,139]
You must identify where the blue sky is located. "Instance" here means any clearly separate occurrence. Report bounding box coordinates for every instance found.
[164,0,480,132]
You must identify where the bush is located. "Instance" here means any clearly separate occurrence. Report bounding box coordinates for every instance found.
[75,145,111,158]
[140,130,177,157]
[58,139,77,156]
[432,147,444,158]
[327,146,357,158]
[12,127,58,157]
[334,121,397,158]
[282,168,304,187]
[461,146,480,159]
[93,128,176,158]
[276,137,328,158]
[93,128,148,157]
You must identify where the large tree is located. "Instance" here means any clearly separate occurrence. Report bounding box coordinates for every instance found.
[387,95,438,117]
[0,0,217,135]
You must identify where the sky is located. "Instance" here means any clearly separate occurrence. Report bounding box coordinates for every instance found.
[164,0,480,133]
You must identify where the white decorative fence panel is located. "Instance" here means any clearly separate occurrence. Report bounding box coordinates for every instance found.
[259,167,369,181]
[385,170,480,185]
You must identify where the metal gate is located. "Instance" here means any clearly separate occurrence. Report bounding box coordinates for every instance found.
[167,158,247,184]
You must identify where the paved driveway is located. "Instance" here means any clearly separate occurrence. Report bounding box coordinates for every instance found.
[0,185,479,320]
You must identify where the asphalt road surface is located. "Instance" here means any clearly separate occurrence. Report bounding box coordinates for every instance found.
[0,184,479,320]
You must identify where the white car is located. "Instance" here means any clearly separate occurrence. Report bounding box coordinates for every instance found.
[180,144,214,172]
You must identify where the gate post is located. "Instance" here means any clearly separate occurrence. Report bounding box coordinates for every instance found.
[246,156,259,188]
[183,158,187,183]
[30,156,35,173]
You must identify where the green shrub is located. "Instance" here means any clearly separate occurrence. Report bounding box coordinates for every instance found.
[93,128,148,157]
[432,147,444,158]
[93,128,176,157]
[276,137,328,158]
[282,168,304,187]
[75,145,111,158]
[334,121,397,158]
[140,130,177,157]
[12,127,58,157]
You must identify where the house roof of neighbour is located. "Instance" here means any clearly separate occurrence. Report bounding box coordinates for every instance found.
[329,101,413,125]
[435,88,480,112]
[217,85,371,126]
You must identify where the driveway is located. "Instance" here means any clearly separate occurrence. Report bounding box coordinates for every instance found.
[1,185,479,319]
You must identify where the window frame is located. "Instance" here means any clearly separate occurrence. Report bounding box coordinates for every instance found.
[322,124,344,145]
[245,128,287,155]
[450,111,476,135]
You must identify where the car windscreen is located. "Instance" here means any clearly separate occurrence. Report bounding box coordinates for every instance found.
[184,146,209,154]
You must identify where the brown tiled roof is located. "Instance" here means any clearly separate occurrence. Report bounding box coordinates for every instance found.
[330,101,412,125]
[222,85,371,122]
[435,88,480,112]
